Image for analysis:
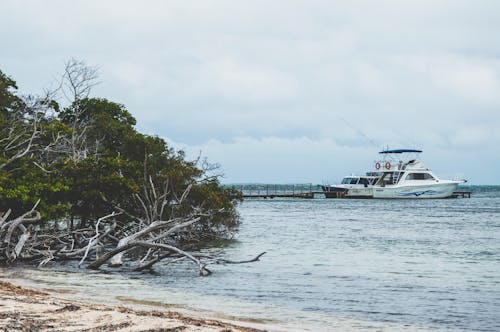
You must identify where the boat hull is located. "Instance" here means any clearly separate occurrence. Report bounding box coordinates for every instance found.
[322,185,348,198]
[322,185,373,198]
[372,182,459,199]
[345,187,373,198]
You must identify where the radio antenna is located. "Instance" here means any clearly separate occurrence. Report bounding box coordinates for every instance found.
[339,116,380,148]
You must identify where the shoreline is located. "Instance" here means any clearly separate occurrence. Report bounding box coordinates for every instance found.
[0,280,268,332]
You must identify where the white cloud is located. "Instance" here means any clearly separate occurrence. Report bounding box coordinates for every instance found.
[168,135,494,184]
[190,58,299,104]
[429,56,500,105]
[449,126,495,148]
[168,136,378,183]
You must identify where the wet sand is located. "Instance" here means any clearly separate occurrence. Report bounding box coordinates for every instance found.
[0,281,267,332]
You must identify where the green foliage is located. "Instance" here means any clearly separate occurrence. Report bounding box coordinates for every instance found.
[0,159,69,219]
[0,70,22,113]
[187,180,240,238]
[59,98,137,157]
[61,156,139,222]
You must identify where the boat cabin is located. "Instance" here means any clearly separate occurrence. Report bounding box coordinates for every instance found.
[341,176,379,186]
[375,167,438,186]
[373,149,442,187]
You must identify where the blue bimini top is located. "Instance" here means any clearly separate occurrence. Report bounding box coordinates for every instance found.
[378,149,423,154]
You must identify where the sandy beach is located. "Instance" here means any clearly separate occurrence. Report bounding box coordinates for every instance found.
[0,281,267,332]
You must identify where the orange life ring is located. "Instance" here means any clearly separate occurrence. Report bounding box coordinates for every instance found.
[384,161,391,170]
[375,162,381,170]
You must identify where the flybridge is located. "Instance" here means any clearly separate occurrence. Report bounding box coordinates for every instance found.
[379,149,423,154]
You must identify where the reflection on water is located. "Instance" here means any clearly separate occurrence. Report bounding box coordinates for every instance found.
[2,185,500,332]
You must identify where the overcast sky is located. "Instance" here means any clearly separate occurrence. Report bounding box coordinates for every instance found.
[1,1,499,184]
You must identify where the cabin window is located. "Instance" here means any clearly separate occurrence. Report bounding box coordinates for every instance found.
[406,173,435,180]
[358,178,370,185]
[350,178,359,184]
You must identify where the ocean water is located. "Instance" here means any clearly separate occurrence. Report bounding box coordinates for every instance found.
[3,185,500,331]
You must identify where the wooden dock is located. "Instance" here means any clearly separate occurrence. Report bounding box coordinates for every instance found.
[228,184,323,199]
[449,191,472,198]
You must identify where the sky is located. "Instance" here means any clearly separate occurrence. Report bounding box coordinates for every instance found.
[1,0,499,184]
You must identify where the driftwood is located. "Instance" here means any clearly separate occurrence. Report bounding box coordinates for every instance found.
[134,251,267,275]
[0,200,41,261]
[0,180,262,276]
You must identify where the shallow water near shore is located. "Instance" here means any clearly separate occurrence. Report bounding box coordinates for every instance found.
[3,185,500,331]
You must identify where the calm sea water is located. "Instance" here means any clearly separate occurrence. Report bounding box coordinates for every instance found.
[3,185,500,331]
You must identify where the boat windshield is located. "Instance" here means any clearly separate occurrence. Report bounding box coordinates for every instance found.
[341,177,359,184]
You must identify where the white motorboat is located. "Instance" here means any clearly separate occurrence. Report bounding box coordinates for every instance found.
[371,149,466,199]
[322,173,379,198]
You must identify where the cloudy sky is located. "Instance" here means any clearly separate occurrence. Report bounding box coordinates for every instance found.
[1,1,499,184]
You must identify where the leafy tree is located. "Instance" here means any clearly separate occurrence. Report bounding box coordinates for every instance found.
[0,71,67,219]
[0,70,22,113]
[58,98,136,158]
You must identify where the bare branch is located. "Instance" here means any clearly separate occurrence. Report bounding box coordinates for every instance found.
[193,252,266,265]
[61,58,100,104]
[79,212,119,266]
[134,241,211,276]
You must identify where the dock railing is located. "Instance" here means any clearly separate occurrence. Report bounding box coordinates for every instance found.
[226,184,323,199]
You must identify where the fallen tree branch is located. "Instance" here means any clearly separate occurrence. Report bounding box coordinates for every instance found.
[78,212,119,266]
[2,200,41,261]
[134,252,173,271]
[193,252,267,265]
[0,210,12,228]
[133,241,211,276]
[107,216,200,267]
